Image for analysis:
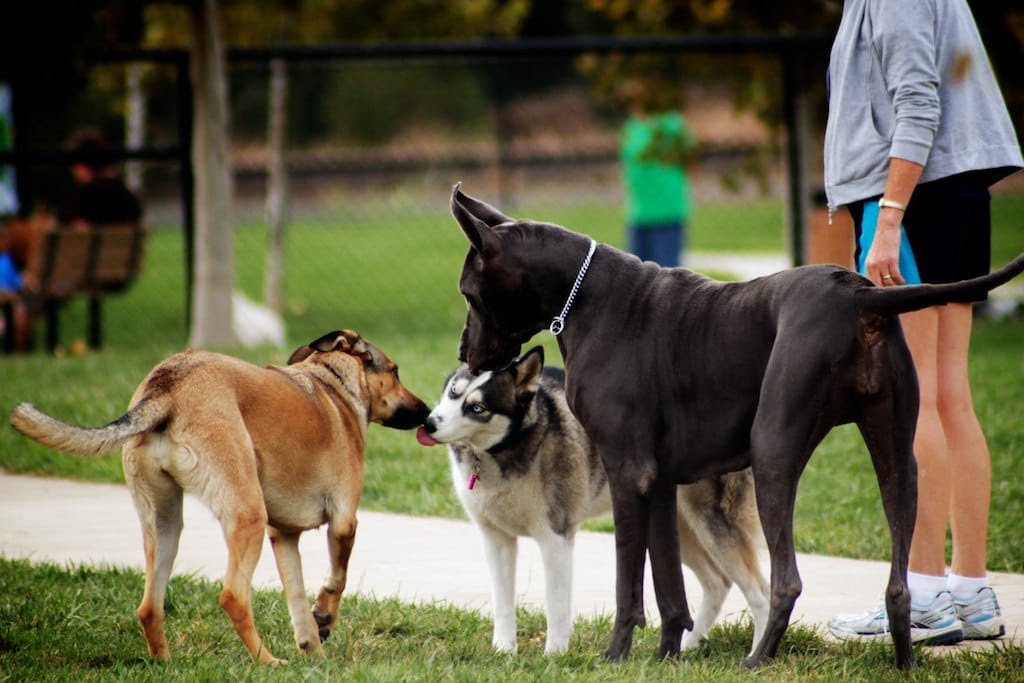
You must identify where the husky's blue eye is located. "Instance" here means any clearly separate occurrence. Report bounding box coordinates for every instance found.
[470,403,486,414]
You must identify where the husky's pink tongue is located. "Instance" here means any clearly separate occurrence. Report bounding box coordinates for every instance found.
[416,426,439,447]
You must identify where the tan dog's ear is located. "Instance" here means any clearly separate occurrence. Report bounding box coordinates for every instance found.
[286,345,316,365]
[302,330,374,365]
[287,330,350,365]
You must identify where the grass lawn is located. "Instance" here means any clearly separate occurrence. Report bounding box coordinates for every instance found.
[2,557,1023,682]
[1,194,1023,677]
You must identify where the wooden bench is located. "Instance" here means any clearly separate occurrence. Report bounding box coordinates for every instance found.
[1,223,146,352]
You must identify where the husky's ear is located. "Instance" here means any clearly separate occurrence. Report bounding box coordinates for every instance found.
[512,346,544,395]
[451,183,507,256]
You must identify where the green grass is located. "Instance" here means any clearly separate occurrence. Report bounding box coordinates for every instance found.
[3,194,1023,567]
[2,558,1023,681]
[2,195,1024,676]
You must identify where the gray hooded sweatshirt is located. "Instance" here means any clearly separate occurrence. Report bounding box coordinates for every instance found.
[824,0,1022,210]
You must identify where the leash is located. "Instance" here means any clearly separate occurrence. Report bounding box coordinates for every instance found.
[550,238,597,336]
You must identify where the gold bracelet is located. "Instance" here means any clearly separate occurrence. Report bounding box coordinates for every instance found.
[878,198,907,212]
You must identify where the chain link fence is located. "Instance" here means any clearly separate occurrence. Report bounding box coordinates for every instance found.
[7,41,1024,353]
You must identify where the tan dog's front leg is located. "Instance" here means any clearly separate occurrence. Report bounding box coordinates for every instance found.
[312,514,358,642]
[268,527,324,656]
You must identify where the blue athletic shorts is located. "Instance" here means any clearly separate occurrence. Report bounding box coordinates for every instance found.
[849,173,992,303]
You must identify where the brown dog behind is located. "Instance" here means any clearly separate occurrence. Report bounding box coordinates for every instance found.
[10,330,430,664]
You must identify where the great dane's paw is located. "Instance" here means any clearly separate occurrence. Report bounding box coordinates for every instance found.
[743,653,765,669]
[603,638,632,663]
[656,640,681,661]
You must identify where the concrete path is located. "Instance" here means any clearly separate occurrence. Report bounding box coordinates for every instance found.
[2,472,1022,652]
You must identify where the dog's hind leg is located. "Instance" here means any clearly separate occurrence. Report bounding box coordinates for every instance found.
[197,437,280,665]
[857,394,918,670]
[218,501,278,664]
[744,371,833,668]
[729,537,770,656]
[125,448,184,660]
[268,527,323,656]
[536,529,575,655]
[312,507,358,644]
[478,524,519,652]
[676,515,730,651]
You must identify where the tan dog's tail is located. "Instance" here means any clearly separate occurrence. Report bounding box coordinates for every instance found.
[10,397,171,456]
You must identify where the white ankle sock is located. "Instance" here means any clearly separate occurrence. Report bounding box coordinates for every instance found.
[908,571,948,605]
[947,573,988,600]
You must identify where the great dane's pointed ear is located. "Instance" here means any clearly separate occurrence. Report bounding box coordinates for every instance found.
[512,346,544,395]
[451,183,509,255]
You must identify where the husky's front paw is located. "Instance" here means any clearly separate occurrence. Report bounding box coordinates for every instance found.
[544,636,569,656]
[681,630,705,651]
[492,634,518,653]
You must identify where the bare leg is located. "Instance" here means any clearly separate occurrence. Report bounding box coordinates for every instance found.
[935,304,990,578]
[901,309,951,580]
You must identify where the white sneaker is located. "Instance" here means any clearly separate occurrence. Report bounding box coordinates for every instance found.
[953,586,1005,640]
[828,591,964,646]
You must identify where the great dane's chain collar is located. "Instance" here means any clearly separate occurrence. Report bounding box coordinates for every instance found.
[550,239,597,336]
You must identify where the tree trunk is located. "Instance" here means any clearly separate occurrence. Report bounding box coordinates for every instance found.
[124,63,146,195]
[188,0,236,347]
[264,57,288,314]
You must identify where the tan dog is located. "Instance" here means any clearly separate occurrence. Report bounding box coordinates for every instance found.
[10,330,430,664]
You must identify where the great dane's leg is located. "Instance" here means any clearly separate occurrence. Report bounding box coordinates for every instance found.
[125,453,184,660]
[648,480,691,660]
[268,527,323,655]
[312,509,358,643]
[857,392,918,670]
[744,371,830,668]
[536,529,575,655]
[479,524,519,652]
[605,481,651,662]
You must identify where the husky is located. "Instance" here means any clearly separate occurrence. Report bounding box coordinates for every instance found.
[416,346,769,655]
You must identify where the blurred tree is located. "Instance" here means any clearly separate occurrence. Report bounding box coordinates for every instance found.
[188,0,236,347]
[576,0,1022,134]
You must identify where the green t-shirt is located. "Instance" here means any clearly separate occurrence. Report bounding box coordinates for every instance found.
[620,112,693,226]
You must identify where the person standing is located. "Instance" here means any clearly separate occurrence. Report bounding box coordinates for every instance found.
[824,0,1022,645]
[620,87,694,268]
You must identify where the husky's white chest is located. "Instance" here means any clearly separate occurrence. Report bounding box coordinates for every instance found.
[449,449,549,538]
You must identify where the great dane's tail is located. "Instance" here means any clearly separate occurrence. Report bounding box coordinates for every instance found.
[855,252,1024,317]
[10,395,172,456]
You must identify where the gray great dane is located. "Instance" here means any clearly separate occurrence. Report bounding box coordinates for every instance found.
[450,184,1024,670]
